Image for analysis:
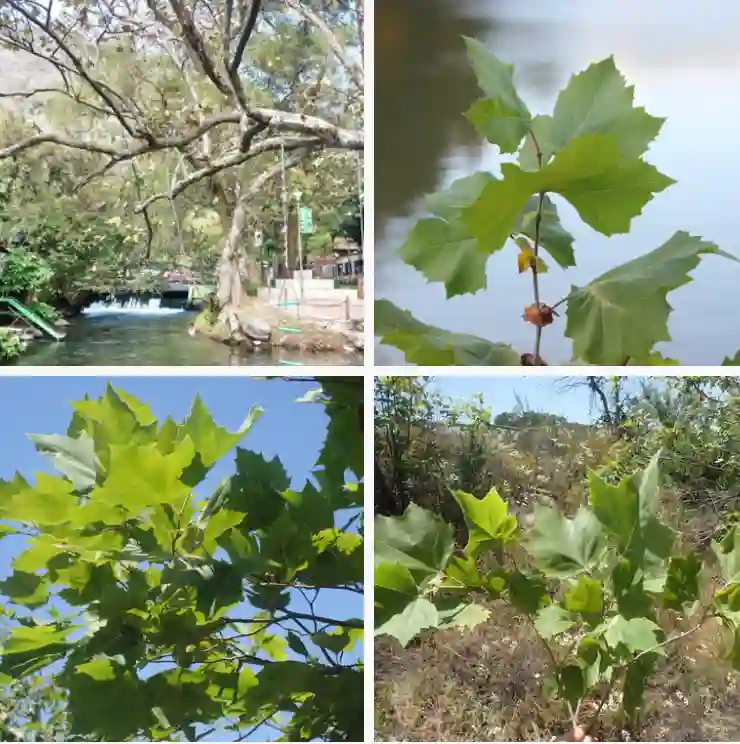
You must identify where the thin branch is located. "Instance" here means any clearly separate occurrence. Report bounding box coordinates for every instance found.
[133,136,320,211]
[284,0,363,90]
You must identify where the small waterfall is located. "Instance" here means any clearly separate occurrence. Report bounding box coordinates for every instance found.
[84,296,186,315]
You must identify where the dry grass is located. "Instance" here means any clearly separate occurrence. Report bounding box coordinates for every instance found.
[375,600,740,741]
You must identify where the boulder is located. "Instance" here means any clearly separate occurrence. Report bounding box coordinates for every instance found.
[242,316,272,343]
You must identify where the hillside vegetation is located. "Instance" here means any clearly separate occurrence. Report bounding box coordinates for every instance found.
[374,376,740,742]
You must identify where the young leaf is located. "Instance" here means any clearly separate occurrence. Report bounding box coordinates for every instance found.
[451,488,518,557]
[462,37,531,153]
[375,299,521,366]
[518,114,556,170]
[564,576,604,615]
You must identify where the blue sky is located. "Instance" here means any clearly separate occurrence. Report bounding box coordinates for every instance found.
[428,376,649,423]
[0,376,363,741]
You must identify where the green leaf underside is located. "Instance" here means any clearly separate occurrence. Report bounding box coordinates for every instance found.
[565,231,737,364]
[525,505,605,577]
[402,173,575,297]
[400,219,488,298]
[0,383,365,742]
[374,299,520,366]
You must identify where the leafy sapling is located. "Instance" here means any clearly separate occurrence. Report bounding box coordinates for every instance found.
[375,38,739,366]
[375,452,740,734]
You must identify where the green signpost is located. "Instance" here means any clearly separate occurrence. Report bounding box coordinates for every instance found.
[299,206,313,234]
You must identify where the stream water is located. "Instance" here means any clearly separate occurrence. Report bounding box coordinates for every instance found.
[18,303,358,366]
[375,0,740,364]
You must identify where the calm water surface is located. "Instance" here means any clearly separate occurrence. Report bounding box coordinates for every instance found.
[375,0,740,364]
[18,310,359,366]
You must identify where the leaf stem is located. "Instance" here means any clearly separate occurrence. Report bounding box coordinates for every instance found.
[528,128,546,362]
[532,191,545,361]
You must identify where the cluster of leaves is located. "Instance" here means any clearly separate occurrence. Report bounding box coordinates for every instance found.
[0,248,53,299]
[375,38,738,365]
[599,378,740,511]
[0,328,23,364]
[0,380,363,741]
[0,131,147,302]
[375,453,740,730]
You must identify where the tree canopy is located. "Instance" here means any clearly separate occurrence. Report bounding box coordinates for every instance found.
[0,1,364,306]
[0,377,364,741]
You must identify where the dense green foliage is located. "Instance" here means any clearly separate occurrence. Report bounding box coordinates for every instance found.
[0,328,23,363]
[375,40,738,365]
[0,380,363,741]
[0,1,363,309]
[375,453,740,731]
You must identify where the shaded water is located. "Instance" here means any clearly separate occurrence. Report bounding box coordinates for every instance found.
[375,0,740,364]
[18,310,359,367]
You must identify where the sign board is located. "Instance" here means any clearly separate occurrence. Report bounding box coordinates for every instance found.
[299,206,313,234]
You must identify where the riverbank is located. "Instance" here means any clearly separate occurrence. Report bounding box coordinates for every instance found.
[192,295,364,360]
[11,307,359,366]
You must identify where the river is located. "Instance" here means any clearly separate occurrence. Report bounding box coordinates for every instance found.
[375,0,740,364]
[18,305,359,366]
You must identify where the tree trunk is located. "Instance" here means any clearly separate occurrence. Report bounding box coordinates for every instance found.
[216,198,248,310]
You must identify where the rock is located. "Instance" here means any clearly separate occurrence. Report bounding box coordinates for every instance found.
[243,316,272,343]
[54,318,70,327]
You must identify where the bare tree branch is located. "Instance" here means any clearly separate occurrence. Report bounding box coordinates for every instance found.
[134,135,322,211]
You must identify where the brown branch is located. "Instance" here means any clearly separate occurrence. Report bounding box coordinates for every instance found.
[5,0,139,138]
[230,0,261,76]
[134,135,321,211]
[146,0,230,96]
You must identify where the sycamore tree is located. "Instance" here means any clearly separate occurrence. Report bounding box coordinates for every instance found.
[0,378,364,741]
[0,0,363,322]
